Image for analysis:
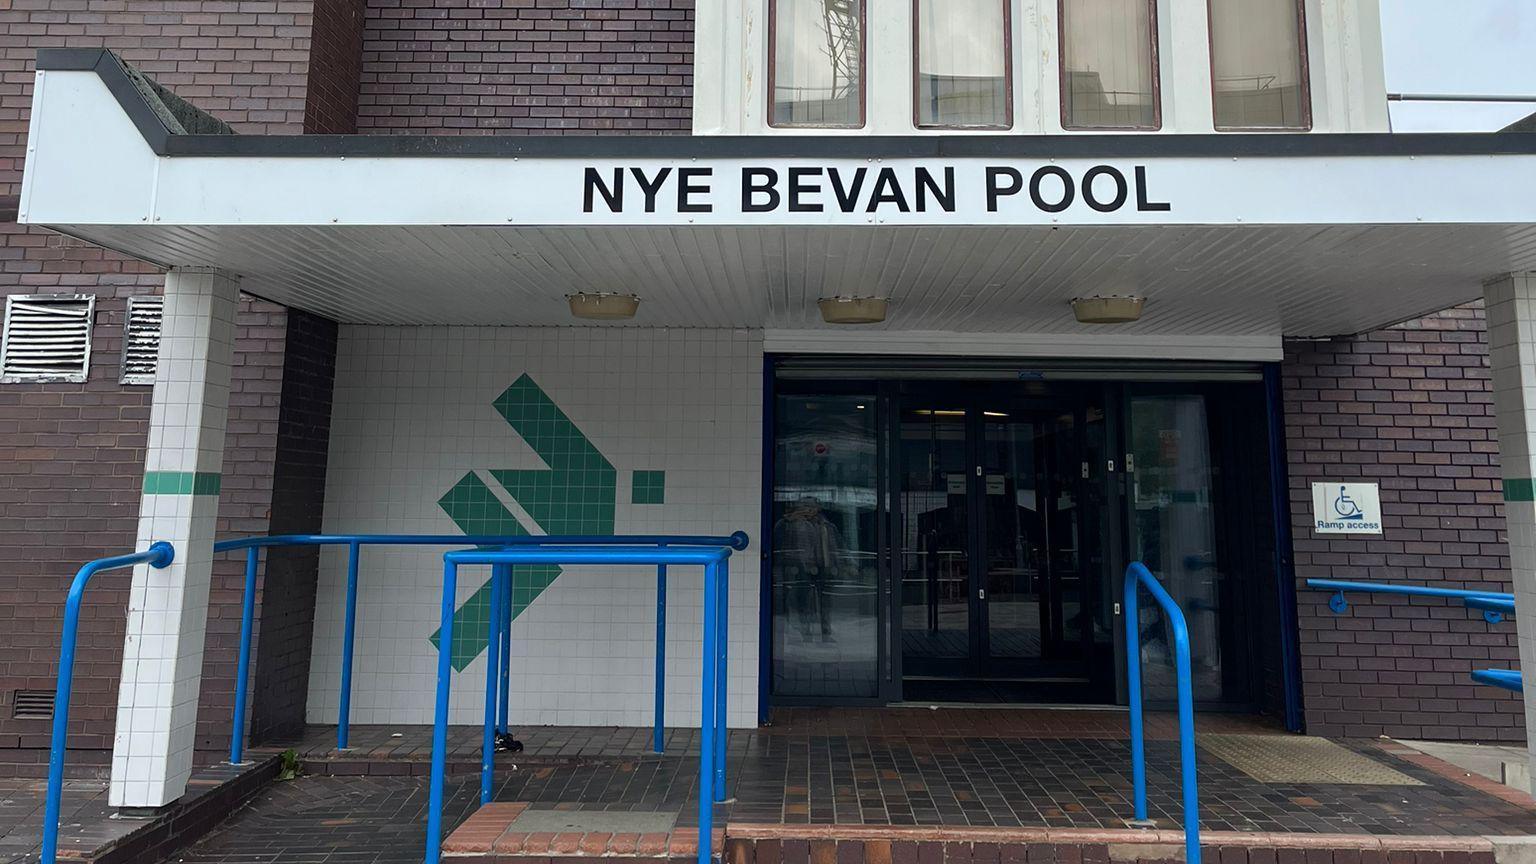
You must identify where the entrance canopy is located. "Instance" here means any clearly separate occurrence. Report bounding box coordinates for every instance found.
[21,49,1536,359]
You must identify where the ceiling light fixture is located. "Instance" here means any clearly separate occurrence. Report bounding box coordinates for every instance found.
[1070,295,1145,324]
[817,296,888,325]
[567,292,640,320]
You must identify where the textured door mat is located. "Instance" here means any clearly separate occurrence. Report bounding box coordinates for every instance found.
[1199,734,1424,785]
[508,808,679,834]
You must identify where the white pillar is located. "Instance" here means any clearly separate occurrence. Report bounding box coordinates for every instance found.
[1483,271,1536,794]
[109,268,239,809]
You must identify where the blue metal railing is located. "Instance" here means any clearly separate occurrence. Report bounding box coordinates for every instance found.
[212,532,749,762]
[43,531,748,864]
[41,541,176,864]
[1123,561,1200,864]
[1306,578,1521,693]
[429,541,741,864]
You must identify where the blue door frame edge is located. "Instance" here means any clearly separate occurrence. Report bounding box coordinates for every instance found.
[1264,363,1305,733]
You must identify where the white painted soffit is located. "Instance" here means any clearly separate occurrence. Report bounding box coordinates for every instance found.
[18,49,1536,346]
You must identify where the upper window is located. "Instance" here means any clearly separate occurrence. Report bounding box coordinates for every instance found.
[913,0,1012,128]
[0,294,94,384]
[769,0,866,128]
[1207,0,1310,130]
[1059,0,1160,130]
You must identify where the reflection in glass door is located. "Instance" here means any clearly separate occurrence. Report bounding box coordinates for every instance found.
[897,407,972,677]
[770,394,880,698]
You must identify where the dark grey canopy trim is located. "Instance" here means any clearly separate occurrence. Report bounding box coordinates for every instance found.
[38,47,1536,160]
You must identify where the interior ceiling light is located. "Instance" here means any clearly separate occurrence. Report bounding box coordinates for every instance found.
[567,292,640,320]
[1070,295,1145,324]
[817,296,888,325]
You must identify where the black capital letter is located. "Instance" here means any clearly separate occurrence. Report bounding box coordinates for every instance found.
[788,167,824,213]
[1135,166,1171,212]
[915,167,955,212]
[1082,165,1128,213]
[678,167,712,213]
[1029,166,1074,213]
[584,167,622,213]
[630,166,673,213]
[986,167,1023,212]
[742,168,781,212]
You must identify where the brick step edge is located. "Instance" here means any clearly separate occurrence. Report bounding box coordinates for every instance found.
[89,755,281,864]
[723,825,1499,864]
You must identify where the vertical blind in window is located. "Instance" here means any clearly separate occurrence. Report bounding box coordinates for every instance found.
[771,0,865,127]
[1208,0,1309,129]
[914,0,1010,128]
[1059,0,1159,129]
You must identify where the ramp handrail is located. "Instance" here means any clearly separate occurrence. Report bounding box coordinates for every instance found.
[41,541,176,864]
[1305,577,1520,692]
[215,531,749,762]
[1123,561,1200,864]
[428,541,742,864]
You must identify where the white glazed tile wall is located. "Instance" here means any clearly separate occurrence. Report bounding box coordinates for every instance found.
[307,326,764,728]
[1483,271,1536,791]
[111,268,239,808]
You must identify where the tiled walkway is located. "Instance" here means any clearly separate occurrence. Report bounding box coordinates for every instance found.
[150,709,1536,864]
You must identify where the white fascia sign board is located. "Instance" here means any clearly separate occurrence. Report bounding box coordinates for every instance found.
[1311,482,1383,534]
[19,68,1536,231]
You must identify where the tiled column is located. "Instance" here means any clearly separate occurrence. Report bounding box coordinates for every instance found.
[110,268,239,809]
[1483,271,1536,793]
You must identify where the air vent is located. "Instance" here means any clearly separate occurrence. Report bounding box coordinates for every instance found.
[120,296,163,385]
[13,689,55,720]
[0,294,94,383]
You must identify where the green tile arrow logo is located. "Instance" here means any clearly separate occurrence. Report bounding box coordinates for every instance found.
[431,374,617,671]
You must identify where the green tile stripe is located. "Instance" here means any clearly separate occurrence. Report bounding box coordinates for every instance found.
[143,471,222,496]
[1504,478,1536,502]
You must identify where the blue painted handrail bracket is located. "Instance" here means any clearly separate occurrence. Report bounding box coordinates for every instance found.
[1124,561,1201,864]
[42,541,176,864]
[427,541,744,864]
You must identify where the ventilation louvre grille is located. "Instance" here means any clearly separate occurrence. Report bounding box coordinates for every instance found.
[1,295,94,383]
[13,689,55,720]
[121,296,163,385]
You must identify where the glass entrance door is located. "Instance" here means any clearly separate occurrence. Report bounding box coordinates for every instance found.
[897,390,1101,699]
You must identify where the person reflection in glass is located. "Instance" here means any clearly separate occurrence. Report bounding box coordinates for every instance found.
[774,496,844,641]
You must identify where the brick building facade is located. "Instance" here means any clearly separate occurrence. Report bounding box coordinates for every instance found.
[0,0,1527,776]
[1284,304,1524,741]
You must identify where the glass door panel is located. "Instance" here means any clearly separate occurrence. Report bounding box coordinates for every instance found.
[771,394,880,698]
[978,412,1046,666]
[1127,393,1223,702]
[898,406,972,676]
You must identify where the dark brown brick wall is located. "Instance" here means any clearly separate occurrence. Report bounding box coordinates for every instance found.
[356,0,694,135]
[0,1,349,764]
[1284,303,1522,742]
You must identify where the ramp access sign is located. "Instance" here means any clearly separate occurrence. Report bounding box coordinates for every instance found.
[1311,483,1383,534]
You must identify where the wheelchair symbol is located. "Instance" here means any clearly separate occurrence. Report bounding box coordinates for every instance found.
[1332,486,1364,520]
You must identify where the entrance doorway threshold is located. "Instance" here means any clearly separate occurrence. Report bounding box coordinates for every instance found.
[888,700,1124,711]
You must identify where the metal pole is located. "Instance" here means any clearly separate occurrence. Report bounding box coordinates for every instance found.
[1172,613,1201,864]
[481,565,507,804]
[424,559,459,864]
[1124,566,1148,823]
[230,546,260,764]
[654,561,667,754]
[338,541,361,750]
[697,560,718,864]
[497,564,511,736]
[714,558,728,802]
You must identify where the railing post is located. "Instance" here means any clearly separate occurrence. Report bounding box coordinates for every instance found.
[230,546,260,764]
[338,541,361,750]
[498,563,511,736]
[482,564,506,804]
[425,558,459,864]
[1171,616,1200,864]
[714,557,728,802]
[1123,566,1148,823]
[655,560,667,754]
[698,560,719,864]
